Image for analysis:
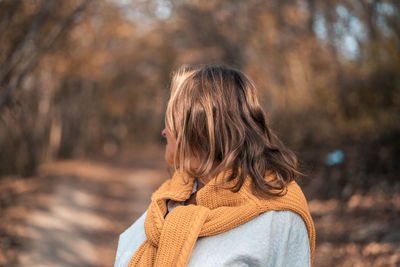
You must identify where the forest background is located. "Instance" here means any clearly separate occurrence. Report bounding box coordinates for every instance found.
[0,0,399,266]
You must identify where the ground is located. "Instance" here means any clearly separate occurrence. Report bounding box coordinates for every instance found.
[0,146,399,267]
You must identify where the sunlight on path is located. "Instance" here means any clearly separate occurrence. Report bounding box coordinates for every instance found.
[15,154,167,267]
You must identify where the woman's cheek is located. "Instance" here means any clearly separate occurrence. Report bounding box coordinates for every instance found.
[165,144,174,164]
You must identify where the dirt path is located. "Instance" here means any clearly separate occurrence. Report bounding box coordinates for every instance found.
[1,147,168,267]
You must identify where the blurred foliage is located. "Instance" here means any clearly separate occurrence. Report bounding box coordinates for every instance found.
[0,0,399,199]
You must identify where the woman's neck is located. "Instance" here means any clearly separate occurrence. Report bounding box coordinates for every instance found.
[188,156,221,193]
[196,179,206,191]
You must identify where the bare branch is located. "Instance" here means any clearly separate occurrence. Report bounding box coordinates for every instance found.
[0,0,55,85]
[0,0,92,112]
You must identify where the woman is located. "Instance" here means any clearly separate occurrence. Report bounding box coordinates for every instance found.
[114,65,316,267]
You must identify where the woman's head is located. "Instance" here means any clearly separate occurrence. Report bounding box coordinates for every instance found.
[163,64,302,196]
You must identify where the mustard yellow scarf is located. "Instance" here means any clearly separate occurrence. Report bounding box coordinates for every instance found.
[128,169,316,267]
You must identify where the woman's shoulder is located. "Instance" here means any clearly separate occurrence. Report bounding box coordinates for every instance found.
[255,210,310,246]
[188,210,311,267]
[251,210,311,266]
[230,209,310,241]
[114,210,148,267]
[258,209,308,228]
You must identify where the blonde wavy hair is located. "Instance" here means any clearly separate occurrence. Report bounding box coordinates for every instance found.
[165,64,302,196]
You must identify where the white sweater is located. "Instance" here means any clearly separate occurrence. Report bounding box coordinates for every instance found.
[114,181,311,267]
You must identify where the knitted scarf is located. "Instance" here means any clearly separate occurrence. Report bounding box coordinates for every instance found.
[128,168,316,267]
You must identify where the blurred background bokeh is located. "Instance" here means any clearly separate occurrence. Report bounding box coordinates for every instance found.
[0,0,399,266]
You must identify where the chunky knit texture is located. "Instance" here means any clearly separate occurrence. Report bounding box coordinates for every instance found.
[128,168,316,267]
